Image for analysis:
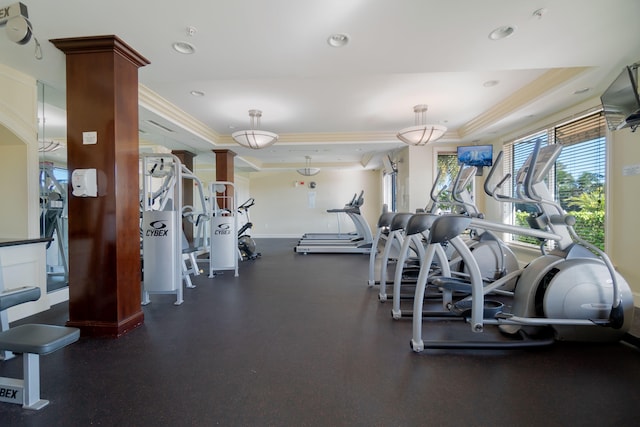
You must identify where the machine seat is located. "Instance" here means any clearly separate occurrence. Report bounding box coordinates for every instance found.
[0,324,79,356]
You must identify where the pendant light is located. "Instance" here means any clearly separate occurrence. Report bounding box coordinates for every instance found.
[232,109,279,149]
[297,156,320,176]
[396,104,447,146]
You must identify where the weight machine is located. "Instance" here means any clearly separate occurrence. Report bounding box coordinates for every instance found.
[208,182,239,278]
[140,154,210,305]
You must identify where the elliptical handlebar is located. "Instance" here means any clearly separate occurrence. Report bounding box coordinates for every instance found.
[430,168,444,204]
[522,139,542,202]
[484,150,507,198]
[450,165,479,216]
[451,166,464,205]
[238,197,255,211]
[485,143,547,207]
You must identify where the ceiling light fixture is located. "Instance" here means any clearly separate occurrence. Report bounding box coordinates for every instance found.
[172,41,196,54]
[532,8,548,19]
[327,33,349,47]
[396,104,447,146]
[297,156,320,176]
[488,25,516,40]
[232,109,279,149]
[190,90,205,97]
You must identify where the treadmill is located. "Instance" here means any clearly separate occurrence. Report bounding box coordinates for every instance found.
[295,191,373,254]
[300,191,363,242]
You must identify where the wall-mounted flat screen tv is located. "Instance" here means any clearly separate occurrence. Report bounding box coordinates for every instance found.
[457,145,493,167]
[600,65,640,131]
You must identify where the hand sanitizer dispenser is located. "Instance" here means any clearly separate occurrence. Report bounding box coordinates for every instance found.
[71,168,98,197]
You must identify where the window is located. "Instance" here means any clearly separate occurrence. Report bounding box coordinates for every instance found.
[434,152,461,213]
[382,171,396,212]
[503,111,606,249]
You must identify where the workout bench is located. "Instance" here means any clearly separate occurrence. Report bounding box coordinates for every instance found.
[0,286,79,410]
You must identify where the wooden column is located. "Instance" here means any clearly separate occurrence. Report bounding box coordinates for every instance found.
[172,150,195,244]
[51,35,150,338]
[213,149,236,210]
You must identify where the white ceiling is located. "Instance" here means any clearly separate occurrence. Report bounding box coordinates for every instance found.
[2,0,640,172]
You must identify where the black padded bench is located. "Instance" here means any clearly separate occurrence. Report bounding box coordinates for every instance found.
[0,286,79,410]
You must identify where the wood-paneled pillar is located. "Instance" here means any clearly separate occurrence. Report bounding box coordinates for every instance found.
[172,150,196,244]
[213,149,236,210]
[51,35,150,337]
[213,149,236,182]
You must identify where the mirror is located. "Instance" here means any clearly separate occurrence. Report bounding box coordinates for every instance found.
[38,81,68,293]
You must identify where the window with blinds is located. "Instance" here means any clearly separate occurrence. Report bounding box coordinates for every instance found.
[502,111,606,249]
[436,152,463,213]
[554,113,606,248]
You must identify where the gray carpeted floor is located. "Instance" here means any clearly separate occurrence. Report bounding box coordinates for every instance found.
[1,238,639,426]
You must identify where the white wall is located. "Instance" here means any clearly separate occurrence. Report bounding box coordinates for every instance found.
[395,145,439,213]
[608,124,640,305]
[248,169,381,237]
[0,64,39,238]
[0,137,28,238]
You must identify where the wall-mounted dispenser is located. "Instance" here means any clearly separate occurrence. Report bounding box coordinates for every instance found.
[71,168,97,197]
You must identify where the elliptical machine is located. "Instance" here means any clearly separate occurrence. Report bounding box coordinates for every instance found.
[446,164,519,292]
[384,164,519,315]
[409,141,635,352]
[237,198,260,260]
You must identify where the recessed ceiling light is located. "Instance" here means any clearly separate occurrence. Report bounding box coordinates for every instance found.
[327,33,349,48]
[483,80,499,87]
[574,87,590,95]
[488,26,516,40]
[532,8,548,19]
[190,90,205,97]
[172,41,196,54]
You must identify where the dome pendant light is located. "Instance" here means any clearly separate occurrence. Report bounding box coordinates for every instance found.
[232,109,279,149]
[396,104,447,146]
[297,156,320,176]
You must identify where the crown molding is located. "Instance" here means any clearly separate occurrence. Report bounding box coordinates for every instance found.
[459,67,590,138]
[138,84,220,145]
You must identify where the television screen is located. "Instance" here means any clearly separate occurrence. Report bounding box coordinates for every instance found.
[457,145,493,167]
[600,65,640,131]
